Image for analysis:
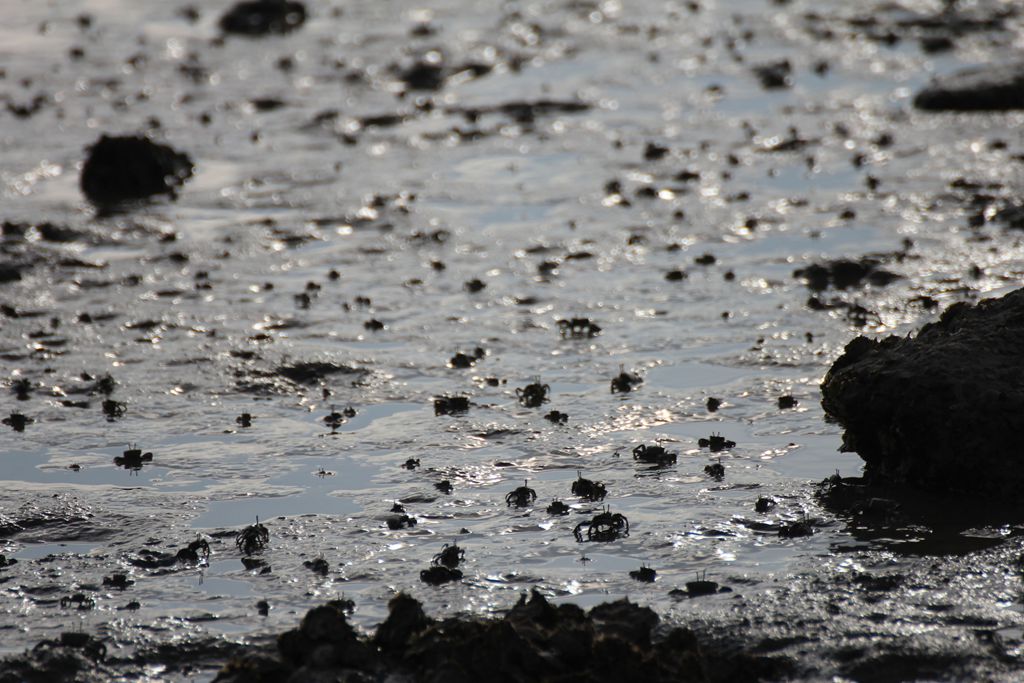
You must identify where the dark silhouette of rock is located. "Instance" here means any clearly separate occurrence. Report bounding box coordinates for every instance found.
[794,258,900,291]
[914,62,1024,111]
[821,288,1024,496]
[80,135,193,206]
[219,0,306,36]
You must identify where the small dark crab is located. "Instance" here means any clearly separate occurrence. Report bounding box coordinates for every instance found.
[571,471,607,501]
[557,317,601,339]
[432,543,465,569]
[114,444,153,471]
[420,566,462,585]
[546,499,570,515]
[633,444,677,465]
[698,432,736,452]
[505,479,537,508]
[573,506,629,542]
[3,412,33,432]
[449,347,485,368]
[704,459,725,480]
[610,365,643,393]
[176,537,211,564]
[386,514,417,530]
[629,564,657,582]
[516,380,550,408]
[544,410,569,424]
[434,395,470,415]
[235,518,269,555]
[323,405,346,430]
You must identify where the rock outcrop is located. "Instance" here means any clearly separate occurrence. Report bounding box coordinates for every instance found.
[821,288,1024,496]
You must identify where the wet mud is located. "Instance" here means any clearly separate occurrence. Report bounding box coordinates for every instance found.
[1,0,1023,680]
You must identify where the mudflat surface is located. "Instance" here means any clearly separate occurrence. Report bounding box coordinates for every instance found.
[1,0,1022,680]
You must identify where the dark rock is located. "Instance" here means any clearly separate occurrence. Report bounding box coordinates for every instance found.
[374,593,432,653]
[794,258,900,291]
[80,135,193,206]
[914,62,1024,112]
[822,288,1024,496]
[753,59,792,89]
[219,0,306,36]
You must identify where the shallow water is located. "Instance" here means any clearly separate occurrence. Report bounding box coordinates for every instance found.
[2,0,1024,678]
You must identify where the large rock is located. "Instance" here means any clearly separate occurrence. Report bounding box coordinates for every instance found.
[914,62,1024,111]
[79,135,193,206]
[821,288,1024,496]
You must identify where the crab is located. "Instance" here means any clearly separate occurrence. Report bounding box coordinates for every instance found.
[698,432,736,452]
[573,507,629,542]
[505,479,537,507]
[449,347,486,368]
[630,564,657,583]
[685,570,720,597]
[387,514,417,530]
[114,444,153,471]
[177,537,211,564]
[236,412,253,427]
[557,317,601,339]
[102,399,126,420]
[435,480,454,494]
[704,459,725,480]
[304,557,330,575]
[754,496,777,513]
[323,406,345,430]
[632,444,677,465]
[516,380,550,408]
[571,471,607,501]
[102,573,133,590]
[778,395,798,410]
[434,395,470,415]
[544,410,569,424]
[420,565,463,585]
[610,365,643,393]
[432,543,465,569]
[60,593,95,610]
[401,458,420,470]
[546,499,571,516]
[235,518,269,555]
